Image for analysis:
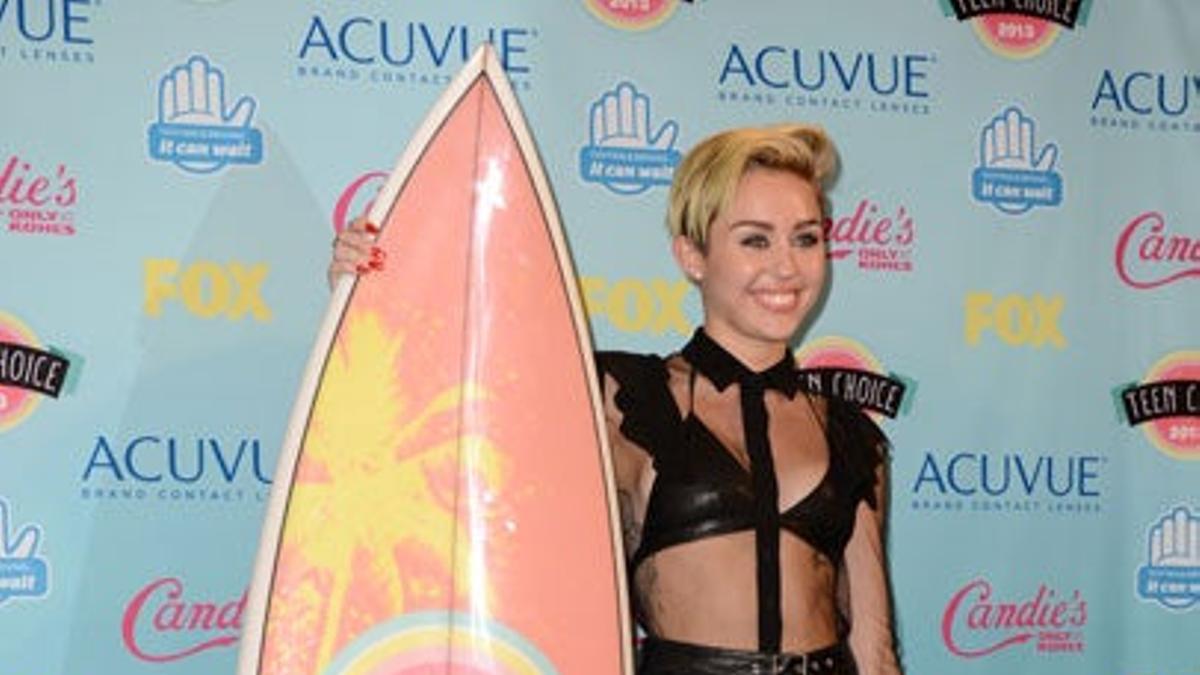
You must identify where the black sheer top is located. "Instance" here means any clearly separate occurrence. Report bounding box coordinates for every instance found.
[597,329,888,653]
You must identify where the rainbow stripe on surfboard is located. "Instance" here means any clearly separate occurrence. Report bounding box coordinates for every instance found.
[238,45,632,675]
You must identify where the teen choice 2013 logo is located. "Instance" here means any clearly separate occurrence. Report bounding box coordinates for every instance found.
[0,312,78,432]
[795,336,915,419]
[583,0,680,31]
[324,612,558,675]
[937,0,1094,60]
[1117,351,1200,461]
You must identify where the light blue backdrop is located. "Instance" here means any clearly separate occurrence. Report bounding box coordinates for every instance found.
[1,1,1197,673]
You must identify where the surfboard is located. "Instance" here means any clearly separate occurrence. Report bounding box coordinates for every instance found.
[238,45,632,675]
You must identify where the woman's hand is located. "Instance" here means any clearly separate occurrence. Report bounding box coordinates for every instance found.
[327,217,384,289]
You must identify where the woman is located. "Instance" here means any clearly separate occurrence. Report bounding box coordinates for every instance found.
[330,124,902,675]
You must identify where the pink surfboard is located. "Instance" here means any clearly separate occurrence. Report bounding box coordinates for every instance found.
[239,45,632,674]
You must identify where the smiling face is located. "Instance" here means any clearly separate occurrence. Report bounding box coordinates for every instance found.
[674,167,827,368]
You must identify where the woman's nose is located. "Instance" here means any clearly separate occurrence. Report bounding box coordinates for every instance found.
[773,247,799,277]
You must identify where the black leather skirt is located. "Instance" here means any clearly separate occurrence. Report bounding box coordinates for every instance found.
[638,636,857,675]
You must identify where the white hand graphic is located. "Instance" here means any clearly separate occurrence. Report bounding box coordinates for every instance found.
[157,55,255,127]
[0,499,39,560]
[1150,507,1200,567]
[981,107,1057,172]
[590,82,677,151]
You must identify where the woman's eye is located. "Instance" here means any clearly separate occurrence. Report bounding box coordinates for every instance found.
[740,234,770,249]
[793,232,822,247]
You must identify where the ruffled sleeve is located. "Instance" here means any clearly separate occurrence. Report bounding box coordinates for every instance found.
[825,398,890,510]
[595,351,678,462]
[830,400,901,672]
[594,351,674,568]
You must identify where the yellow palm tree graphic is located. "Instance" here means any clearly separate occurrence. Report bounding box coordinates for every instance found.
[276,311,504,672]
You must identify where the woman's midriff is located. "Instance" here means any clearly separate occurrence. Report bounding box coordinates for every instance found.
[634,530,838,653]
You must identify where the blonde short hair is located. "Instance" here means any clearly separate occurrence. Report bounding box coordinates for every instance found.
[666,124,838,247]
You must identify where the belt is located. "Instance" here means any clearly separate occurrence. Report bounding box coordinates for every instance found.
[639,636,856,675]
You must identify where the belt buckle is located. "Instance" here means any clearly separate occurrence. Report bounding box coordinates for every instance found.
[771,651,807,674]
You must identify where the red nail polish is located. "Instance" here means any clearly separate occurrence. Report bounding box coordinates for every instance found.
[355,263,371,274]
[370,246,386,260]
[368,258,385,271]
[364,222,380,234]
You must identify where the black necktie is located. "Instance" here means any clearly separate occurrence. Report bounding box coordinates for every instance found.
[681,329,797,653]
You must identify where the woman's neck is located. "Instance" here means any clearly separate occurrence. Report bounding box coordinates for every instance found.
[699,324,789,372]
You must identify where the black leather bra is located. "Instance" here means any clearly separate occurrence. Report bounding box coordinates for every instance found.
[598,330,887,651]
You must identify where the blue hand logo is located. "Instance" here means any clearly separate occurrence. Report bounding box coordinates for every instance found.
[589,82,678,152]
[157,55,256,129]
[580,82,681,196]
[148,55,264,175]
[971,106,1063,215]
[0,497,49,605]
[1137,506,1200,611]
[980,107,1057,173]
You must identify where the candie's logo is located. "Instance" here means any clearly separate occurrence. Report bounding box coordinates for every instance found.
[1114,211,1199,290]
[0,497,50,606]
[1116,352,1199,460]
[938,0,1094,60]
[333,170,388,233]
[824,197,916,273]
[794,336,913,418]
[943,578,1086,657]
[122,577,244,662]
[583,0,680,31]
[1136,505,1200,612]
[0,312,77,432]
[1,154,78,236]
[147,55,264,175]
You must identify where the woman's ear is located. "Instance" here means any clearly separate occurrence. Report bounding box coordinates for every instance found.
[671,235,705,284]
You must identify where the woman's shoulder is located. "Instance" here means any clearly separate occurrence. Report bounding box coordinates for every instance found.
[594,350,678,455]
[807,393,891,506]
[594,350,667,393]
[820,395,890,451]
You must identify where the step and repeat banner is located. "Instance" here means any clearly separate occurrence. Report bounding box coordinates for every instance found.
[1,1,1197,673]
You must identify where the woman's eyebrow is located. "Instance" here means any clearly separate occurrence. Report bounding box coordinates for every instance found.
[729,219,774,231]
[729,218,821,231]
